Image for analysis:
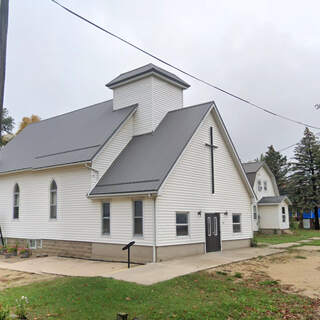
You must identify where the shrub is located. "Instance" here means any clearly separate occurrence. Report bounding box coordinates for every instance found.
[234,272,242,279]
[0,303,9,320]
[250,237,258,247]
[16,296,29,319]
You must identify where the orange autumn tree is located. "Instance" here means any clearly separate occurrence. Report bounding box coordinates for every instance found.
[16,115,40,134]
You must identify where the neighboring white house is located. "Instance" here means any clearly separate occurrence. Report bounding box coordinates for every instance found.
[0,64,256,263]
[242,161,291,234]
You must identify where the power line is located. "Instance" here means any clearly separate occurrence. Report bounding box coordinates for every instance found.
[50,0,320,130]
[277,131,320,153]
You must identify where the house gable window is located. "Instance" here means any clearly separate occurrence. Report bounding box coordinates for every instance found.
[133,200,143,236]
[232,214,241,233]
[263,181,267,191]
[253,205,257,220]
[13,184,20,219]
[50,180,57,219]
[282,207,286,223]
[257,180,262,192]
[102,202,110,235]
[176,212,189,236]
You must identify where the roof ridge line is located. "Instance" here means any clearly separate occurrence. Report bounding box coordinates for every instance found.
[29,99,113,126]
[167,101,215,114]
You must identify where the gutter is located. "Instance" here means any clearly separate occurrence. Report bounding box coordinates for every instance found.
[87,191,158,199]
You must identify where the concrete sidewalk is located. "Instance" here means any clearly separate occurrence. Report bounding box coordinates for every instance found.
[112,247,283,285]
[0,247,283,285]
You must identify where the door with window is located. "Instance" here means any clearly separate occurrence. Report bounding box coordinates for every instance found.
[205,213,221,252]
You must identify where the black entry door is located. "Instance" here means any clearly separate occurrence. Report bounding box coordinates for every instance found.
[205,213,221,252]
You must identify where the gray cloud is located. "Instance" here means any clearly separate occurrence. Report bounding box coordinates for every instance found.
[4,0,320,161]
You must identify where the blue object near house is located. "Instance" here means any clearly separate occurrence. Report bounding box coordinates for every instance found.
[302,208,320,219]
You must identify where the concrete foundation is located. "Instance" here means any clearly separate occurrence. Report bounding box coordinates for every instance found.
[156,243,205,262]
[259,229,282,235]
[221,239,251,250]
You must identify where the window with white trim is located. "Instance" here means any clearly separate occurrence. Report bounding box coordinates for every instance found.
[50,180,57,219]
[257,180,262,192]
[263,181,267,191]
[13,184,20,219]
[282,207,286,223]
[28,239,36,249]
[102,202,110,235]
[253,205,257,220]
[232,214,241,233]
[176,212,189,236]
[133,200,143,236]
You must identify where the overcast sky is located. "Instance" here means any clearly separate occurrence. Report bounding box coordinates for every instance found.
[4,0,320,162]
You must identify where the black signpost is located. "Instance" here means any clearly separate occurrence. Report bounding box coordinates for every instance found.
[122,241,135,269]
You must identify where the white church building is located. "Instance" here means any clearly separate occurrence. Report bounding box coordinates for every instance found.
[0,64,256,263]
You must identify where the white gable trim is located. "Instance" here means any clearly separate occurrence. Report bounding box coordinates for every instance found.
[158,102,255,199]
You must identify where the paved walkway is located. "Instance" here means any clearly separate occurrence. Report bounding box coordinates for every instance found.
[0,247,282,285]
[113,247,283,285]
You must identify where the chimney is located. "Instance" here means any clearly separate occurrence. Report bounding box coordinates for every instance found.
[106,64,190,136]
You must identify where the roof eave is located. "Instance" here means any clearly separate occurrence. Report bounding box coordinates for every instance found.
[87,190,158,199]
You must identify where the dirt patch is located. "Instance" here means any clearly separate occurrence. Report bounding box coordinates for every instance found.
[0,268,57,290]
[208,248,320,299]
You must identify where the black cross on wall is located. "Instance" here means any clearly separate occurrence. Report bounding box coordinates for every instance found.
[205,127,218,193]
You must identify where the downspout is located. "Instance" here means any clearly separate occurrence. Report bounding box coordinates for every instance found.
[153,196,157,263]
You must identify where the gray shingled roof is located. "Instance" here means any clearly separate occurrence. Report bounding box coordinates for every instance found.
[0,101,136,173]
[242,161,263,173]
[106,64,190,89]
[90,102,213,195]
[242,161,264,188]
[258,196,290,204]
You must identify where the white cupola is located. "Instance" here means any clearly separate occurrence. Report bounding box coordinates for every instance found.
[106,64,190,135]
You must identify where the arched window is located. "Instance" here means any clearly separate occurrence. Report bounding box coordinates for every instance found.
[13,184,20,219]
[50,180,57,219]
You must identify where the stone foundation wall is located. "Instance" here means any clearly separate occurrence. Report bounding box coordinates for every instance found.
[259,229,282,235]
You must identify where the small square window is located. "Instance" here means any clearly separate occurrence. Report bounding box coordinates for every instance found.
[29,239,36,249]
[176,213,189,236]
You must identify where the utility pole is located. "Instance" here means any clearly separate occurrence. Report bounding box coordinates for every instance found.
[0,0,9,145]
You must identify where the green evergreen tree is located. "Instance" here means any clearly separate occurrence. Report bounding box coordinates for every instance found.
[264,145,289,194]
[289,128,320,230]
[0,107,14,146]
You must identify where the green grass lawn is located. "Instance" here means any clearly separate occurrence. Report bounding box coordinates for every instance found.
[256,229,320,244]
[0,272,318,320]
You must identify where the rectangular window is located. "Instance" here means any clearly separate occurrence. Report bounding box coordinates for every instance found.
[176,212,189,236]
[102,203,110,235]
[50,190,57,219]
[232,214,241,233]
[13,194,19,219]
[28,239,36,249]
[257,180,262,192]
[282,207,286,223]
[253,205,257,220]
[133,200,143,236]
[36,240,42,249]
[264,181,267,191]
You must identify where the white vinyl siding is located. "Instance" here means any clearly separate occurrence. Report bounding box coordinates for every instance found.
[91,116,134,188]
[113,75,183,135]
[254,167,276,200]
[0,165,154,246]
[156,111,253,246]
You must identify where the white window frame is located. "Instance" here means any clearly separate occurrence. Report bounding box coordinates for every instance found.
[232,213,241,233]
[13,183,20,220]
[263,181,267,191]
[133,200,143,237]
[176,212,189,237]
[50,180,57,220]
[253,205,257,220]
[28,239,37,249]
[102,202,111,235]
[257,180,262,192]
[282,207,286,223]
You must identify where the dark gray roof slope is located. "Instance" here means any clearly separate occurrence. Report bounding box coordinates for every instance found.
[0,101,136,173]
[106,63,190,89]
[90,102,213,195]
[242,161,263,188]
[258,196,288,204]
